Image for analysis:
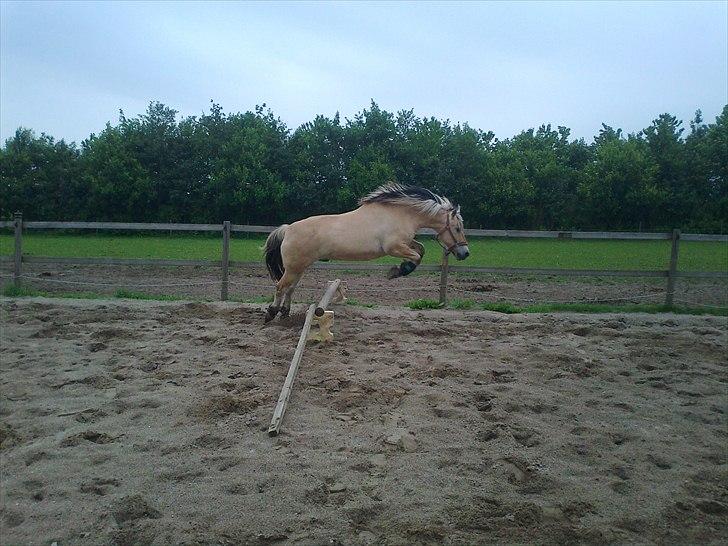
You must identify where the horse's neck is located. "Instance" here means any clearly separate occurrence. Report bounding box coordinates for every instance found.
[411,210,445,231]
[356,204,443,234]
[389,207,444,233]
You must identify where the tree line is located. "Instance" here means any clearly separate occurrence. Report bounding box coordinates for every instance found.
[1,101,726,232]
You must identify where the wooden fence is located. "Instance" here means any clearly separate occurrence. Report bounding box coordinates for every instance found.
[2,212,727,306]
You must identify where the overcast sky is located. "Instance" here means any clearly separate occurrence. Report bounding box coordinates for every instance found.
[1,1,726,144]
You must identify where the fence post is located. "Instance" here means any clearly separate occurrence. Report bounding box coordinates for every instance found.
[221,221,230,301]
[13,211,23,288]
[665,228,680,306]
[439,248,449,307]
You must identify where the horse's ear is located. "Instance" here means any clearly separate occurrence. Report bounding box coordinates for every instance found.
[451,205,460,217]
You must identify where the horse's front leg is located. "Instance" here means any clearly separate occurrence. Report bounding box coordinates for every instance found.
[386,241,424,279]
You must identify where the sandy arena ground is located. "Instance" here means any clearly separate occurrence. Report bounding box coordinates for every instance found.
[1,297,727,545]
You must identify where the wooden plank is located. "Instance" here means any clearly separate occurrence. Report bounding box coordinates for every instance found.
[221,221,230,301]
[681,233,728,242]
[305,261,671,277]
[23,221,221,231]
[268,304,317,437]
[21,256,219,267]
[228,226,702,240]
[417,228,672,240]
[439,249,449,306]
[315,279,341,316]
[14,219,724,241]
[666,229,680,306]
[13,212,22,288]
[7,255,722,279]
[569,231,672,240]
[230,224,276,233]
[4,255,686,278]
[674,271,728,279]
[445,266,670,278]
[0,221,14,228]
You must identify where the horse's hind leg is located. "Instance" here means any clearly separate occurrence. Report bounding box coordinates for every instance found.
[265,270,301,322]
[280,272,302,318]
[265,285,285,323]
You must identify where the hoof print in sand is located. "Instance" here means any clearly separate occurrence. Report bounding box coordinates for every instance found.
[3,510,25,528]
[111,494,162,524]
[0,422,23,449]
[472,392,494,412]
[477,427,500,442]
[510,426,541,447]
[74,408,107,424]
[61,430,117,447]
[499,457,553,493]
[80,477,120,496]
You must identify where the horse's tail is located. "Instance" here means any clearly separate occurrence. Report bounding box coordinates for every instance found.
[264,224,288,282]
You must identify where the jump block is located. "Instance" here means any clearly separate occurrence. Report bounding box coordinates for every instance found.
[333,282,347,305]
[316,281,347,316]
[308,310,335,342]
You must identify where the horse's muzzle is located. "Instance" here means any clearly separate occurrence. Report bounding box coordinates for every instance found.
[455,246,470,260]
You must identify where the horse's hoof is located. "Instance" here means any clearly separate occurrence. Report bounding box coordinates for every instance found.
[387,266,400,279]
[264,308,278,323]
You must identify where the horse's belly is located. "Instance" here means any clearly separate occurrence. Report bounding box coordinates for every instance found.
[324,244,384,261]
[318,237,383,261]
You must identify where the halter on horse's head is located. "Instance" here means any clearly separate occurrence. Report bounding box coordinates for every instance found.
[436,205,470,260]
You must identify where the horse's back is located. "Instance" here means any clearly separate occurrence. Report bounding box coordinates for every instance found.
[282,208,391,263]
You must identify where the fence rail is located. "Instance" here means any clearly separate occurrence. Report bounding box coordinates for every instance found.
[3,214,727,305]
[3,219,727,242]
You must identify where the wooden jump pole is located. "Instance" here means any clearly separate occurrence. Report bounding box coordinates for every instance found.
[315,278,342,316]
[268,304,317,437]
[268,278,345,437]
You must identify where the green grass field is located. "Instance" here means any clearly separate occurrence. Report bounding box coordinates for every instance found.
[1,232,726,272]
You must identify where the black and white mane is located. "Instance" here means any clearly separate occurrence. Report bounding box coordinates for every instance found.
[359,183,460,219]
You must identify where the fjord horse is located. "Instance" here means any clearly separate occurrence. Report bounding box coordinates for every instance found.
[263,183,469,322]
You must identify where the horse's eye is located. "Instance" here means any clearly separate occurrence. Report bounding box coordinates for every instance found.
[456,227,461,233]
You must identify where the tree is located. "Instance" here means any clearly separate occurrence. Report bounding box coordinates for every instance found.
[579,135,663,229]
[643,113,687,227]
[2,101,726,232]
[1,128,84,219]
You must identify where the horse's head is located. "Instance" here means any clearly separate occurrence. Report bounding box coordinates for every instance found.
[436,205,470,260]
